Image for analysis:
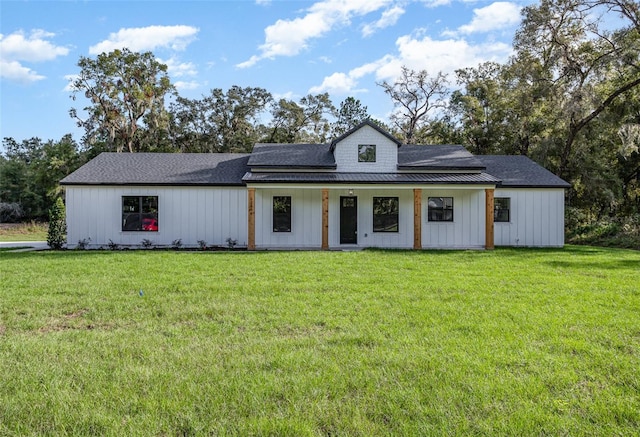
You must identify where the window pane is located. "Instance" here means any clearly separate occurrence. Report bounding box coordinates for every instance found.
[428,197,453,222]
[273,196,291,232]
[123,196,139,213]
[358,144,376,162]
[494,197,510,222]
[122,196,158,231]
[373,197,399,232]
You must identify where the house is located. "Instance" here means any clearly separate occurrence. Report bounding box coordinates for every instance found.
[60,121,570,250]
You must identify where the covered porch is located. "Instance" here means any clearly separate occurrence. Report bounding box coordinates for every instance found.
[245,183,497,251]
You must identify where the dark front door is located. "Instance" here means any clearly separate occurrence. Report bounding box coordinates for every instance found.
[340,196,357,244]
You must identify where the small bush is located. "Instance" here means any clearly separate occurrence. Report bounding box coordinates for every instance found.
[226,237,238,249]
[77,238,91,250]
[47,198,66,250]
[197,240,208,250]
[107,239,119,251]
[0,202,24,223]
[141,238,154,249]
[171,239,183,250]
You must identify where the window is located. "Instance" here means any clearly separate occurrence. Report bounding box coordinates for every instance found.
[494,197,510,222]
[373,197,399,232]
[428,197,453,222]
[273,196,292,232]
[358,144,376,162]
[122,196,158,231]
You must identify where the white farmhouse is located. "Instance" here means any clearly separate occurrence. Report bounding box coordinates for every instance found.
[61,121,570,250]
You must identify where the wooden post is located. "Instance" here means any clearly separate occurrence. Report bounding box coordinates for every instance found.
[485,188,494,250]
[248,188,255,250]
[413,188,422,250]
[321,188,329,250]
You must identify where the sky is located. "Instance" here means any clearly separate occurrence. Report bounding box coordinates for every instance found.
[0,0,533,145]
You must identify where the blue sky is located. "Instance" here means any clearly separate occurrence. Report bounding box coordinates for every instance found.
[0,0,532,144]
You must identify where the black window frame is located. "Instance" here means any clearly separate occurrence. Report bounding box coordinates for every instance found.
[373,197,399,233]
[428,197,454,222]
[494,197,511,223]
[273,196,292,232]
[122,196,158,232]
[358,144,376,162]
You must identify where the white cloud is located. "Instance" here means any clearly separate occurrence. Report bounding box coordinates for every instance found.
[309,32,513,94]
[174,80,200,91]
[0,59,46,83]
[63,74,79,92]
[362,6,405,37]
[159,57,197,78]
[309,72,356,94]
[456,2,521,35]
[89,25,199,55]
[237,0,392,68]
[272,91,297,101]
[0,29,70,83]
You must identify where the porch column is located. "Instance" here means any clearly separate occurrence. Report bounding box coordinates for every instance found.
[248,188,255,250]
[321,188,329,250]
[413,188,422,249]
[485,188,495,250]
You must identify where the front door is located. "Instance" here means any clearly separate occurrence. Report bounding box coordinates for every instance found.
[340,196,357,244]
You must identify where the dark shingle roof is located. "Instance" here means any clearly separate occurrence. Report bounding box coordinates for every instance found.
[476,155,570,188]
[248,143,336,168]
[398,145,485,170]
[243,172,500,185]
[60,153,250,186]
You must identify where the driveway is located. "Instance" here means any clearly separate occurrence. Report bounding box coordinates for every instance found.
[0,241,49,251]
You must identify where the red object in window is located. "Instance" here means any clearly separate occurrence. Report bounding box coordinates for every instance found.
[142,218,158,231]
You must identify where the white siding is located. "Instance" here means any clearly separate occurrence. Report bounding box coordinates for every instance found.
[65,186,247,248]
[254,188,322,249]
[422,189,485,249]
[333,125,398,173]
[494,188,565,247]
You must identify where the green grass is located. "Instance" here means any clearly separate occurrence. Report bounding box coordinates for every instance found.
[0,221,48,242]
[1,247,639,436]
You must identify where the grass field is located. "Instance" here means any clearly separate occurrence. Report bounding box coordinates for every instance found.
[0,222,48,242]
[1,247,639,436]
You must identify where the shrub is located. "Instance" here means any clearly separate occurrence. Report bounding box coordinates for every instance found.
[140,238,154,249]
[46,198,66,250]
[76,237,91,250]
[0,202,24,223]
[197,240,208,250]
[171,239,183,250]
[107,239,119,250]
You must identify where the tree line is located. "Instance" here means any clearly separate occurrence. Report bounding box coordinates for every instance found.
[1,0,639,243]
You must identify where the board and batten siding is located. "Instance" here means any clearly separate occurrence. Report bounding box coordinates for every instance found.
[494,188,565,247]
[422,189,486,249]
[65,186,247,248]
[333,125,398,173]
[254,188,323,249]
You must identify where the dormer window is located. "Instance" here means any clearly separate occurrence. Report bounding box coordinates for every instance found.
[358,144,376,162]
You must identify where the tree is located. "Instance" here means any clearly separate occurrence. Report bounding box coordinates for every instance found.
[69,48,175,153]
[170,86,272,153]
[331,97,370,137]
[265,93,336,143]
[47,197,66,249]
[378,67,449,143]
[1,136,84,220]
[513,0,640,180]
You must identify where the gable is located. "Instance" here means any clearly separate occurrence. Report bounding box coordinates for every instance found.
[332,124,400,173]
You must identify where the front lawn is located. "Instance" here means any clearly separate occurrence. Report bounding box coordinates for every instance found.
[0,247,638,435]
